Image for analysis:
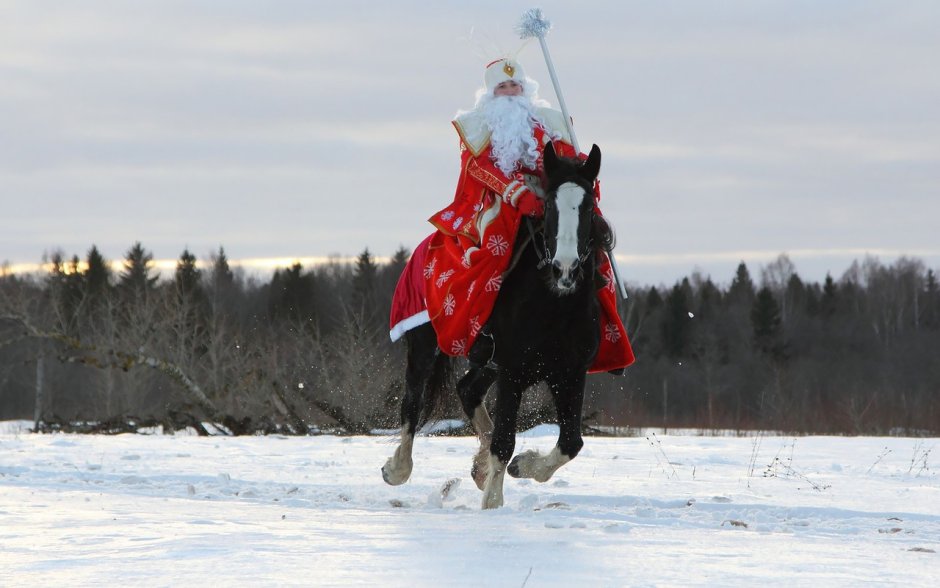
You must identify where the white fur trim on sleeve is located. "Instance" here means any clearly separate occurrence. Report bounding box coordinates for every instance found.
[501,179,523,203]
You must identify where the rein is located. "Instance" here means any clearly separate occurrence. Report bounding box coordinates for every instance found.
[525,217,553,270]
[502,217,542,276]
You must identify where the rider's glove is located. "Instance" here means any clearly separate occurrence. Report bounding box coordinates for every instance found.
[501,173,543,217]
[517,191,544,217]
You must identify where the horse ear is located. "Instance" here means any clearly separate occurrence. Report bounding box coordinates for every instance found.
[580,144,601,182]
[543,141,559,176]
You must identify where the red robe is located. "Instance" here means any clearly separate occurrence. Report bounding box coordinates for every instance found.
[415,118,635,374]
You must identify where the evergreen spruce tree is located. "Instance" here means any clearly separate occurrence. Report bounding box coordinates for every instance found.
[387,246,409,273]
[751,286,784,358]
[118,242,158,301]
[44,251,83,334]
[783,273,806,324]
[924,269,939,329]
[209,246,234,292]
[646,287,664,310]
[205,246,241,320]
[170,248,206,364]
[352,247,378,310]
[727,262,756,307]
[65,254,84,311]
[698,278,721,320]
[377,245,411,324]
[820,273,838,319]
[662,280,694,357]
[269,262,316,323]
[83,245,111,302]
[174,249,201,298]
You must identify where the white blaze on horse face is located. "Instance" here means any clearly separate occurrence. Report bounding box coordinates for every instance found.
[552,182,584,290]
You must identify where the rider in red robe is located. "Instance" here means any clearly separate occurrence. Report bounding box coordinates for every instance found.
[391,58,634,373]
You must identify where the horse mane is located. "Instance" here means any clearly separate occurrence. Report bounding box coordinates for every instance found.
[592,214,615,252]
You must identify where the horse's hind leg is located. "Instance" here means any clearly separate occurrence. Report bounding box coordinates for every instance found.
[481,373,523,509]
[382,325,437,486]
[508,372,585,483]
[457,365,497,490]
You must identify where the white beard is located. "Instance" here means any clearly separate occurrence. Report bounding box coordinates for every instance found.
[479,95,543,177]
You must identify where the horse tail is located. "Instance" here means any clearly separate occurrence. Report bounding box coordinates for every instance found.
[419,351,456,428]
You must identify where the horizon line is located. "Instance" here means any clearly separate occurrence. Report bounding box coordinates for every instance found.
[3,248,938,278]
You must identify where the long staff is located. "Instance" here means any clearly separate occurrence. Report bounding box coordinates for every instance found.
[517,8,630,300]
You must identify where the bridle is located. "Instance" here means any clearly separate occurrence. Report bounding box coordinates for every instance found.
[516,193,594,275]
[525,216,553,270]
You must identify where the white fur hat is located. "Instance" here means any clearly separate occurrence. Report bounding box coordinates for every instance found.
[484,58,527,94]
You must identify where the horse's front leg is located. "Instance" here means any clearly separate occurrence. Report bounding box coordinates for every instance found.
[457,365,497,490]
[508,371,585,483]
[382,423,415,486]
[482,373,523,509]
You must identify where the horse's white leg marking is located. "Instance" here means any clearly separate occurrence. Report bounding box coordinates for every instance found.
[381,424,414,486]
[552,183,583,289]
[471,406,494,490]
[508,446,571,483]
[472,404,494,437]
[481,453,507,509]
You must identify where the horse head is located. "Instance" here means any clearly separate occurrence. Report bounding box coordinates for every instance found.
[542,142,602,294]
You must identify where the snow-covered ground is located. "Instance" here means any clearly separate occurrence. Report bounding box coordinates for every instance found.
[1,422,938,587]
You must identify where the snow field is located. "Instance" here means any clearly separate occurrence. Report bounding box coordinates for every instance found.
[1,426,938,587]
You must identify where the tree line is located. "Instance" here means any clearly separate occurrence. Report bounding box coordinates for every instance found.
[1,243,938,435]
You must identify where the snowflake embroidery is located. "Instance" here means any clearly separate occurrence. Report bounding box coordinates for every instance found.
[469,315,482,337]
[441,211,455,221]
[486,234,510,256]
[423,258,437,279]
[435,269,455,288]
[443,293,456,316]
[473,202,483,212]
[452,216,464,230]
[466,280,476,300]
[485,274,503,293]
[451,338,467,355]
[604,323,622,343]
[605,267,616,293]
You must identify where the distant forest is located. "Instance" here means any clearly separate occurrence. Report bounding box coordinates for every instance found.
[2,243,939,436]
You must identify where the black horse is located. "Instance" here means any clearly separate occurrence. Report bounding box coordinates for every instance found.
[382,143,610,509]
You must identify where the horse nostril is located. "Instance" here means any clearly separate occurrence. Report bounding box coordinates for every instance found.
[571,258,580,270]
[552,259,562,270]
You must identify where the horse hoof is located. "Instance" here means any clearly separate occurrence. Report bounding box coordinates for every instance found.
[381,462,410,486]
[507,453,531,478]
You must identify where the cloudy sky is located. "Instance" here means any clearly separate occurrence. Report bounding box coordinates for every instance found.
[2,1,938,286]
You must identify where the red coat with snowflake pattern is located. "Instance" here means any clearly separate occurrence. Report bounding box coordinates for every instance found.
[421,122,635,373]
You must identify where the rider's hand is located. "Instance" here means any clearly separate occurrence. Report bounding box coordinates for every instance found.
[517,190,544,217]
[502,174,542,216]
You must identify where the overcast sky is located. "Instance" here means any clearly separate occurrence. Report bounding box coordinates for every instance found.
[2,1,938,286]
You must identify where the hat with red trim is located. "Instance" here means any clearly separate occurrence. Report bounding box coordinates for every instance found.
[484,58,527,94]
